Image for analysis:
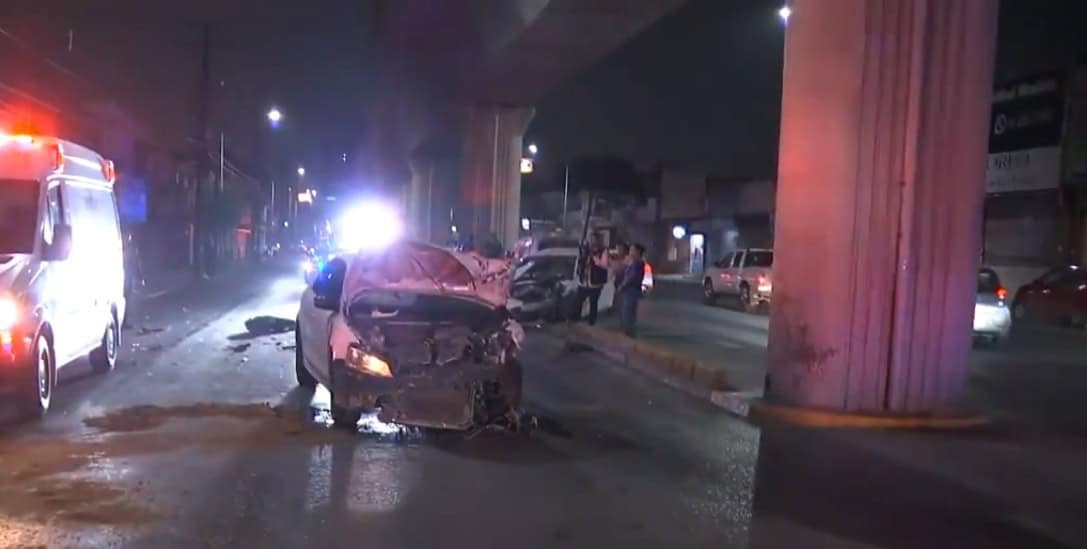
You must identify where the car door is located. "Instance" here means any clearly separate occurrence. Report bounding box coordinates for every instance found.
[724,251,744,295]
[42,182,85,365]
[1050,268,1087,324]
[1024,268,1073,322]
[300,257,346,384]
[705,255,724,291]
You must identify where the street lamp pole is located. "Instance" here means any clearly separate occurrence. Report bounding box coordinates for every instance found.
[562,164,570,223]
[219,131,225,193]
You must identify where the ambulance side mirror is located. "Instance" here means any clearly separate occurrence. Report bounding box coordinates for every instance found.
[45,223,73,261]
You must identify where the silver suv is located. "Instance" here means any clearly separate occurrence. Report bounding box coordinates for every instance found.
[702,248,773,312]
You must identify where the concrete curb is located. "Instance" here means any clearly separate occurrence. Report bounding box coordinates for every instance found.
[748,400,991,429]
[557,323,990,430]
[557,323,749,412]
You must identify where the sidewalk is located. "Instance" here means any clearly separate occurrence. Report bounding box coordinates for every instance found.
[579,283,1087,435]
[591,295,769,395]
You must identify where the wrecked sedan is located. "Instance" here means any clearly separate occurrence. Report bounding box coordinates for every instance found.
[295,241,524,430]
[507,247,614,322]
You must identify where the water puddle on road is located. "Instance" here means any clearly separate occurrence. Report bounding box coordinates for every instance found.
[0,399,579,540]
[0,402,349,536]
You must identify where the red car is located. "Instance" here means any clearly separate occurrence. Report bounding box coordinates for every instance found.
[1011,265,1087,329]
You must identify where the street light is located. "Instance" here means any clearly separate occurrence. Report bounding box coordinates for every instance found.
[527,143,538,156]
[778,5,792,24]
[267,107,283,124]
[297,166,305,177]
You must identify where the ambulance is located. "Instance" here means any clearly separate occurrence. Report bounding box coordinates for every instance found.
[0,133,124,417]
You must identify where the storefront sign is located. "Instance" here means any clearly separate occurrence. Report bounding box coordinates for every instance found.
[986,146,1061,193]
[986,72,1063,193]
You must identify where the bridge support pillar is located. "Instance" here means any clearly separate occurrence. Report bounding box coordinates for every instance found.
[766,0,998,414]
[458,104,534,251]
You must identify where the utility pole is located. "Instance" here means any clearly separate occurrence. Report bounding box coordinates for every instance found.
[562,164,570,223]
[193,23,211,276]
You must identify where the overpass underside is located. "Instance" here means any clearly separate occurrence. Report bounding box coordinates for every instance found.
[386,0,1000,417]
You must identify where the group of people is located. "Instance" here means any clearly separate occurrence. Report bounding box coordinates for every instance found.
[576,233,647,337]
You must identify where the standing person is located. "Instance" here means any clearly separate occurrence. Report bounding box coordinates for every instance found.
[616,243,646,337]
[576,233,609,325]
[122,232,144,328]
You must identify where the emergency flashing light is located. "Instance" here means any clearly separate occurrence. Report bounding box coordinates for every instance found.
[101,158,116,183]
[338,201,403,251]
[0,133,38,147]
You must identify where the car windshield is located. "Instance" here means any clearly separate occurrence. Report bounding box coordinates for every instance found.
[514,256,576,281]
[745,251,773,267]
[0,179,40,254]
[977,269,1001,293]
[537,237,580,251]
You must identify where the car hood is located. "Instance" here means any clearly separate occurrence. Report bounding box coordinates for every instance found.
[341,241,512,311]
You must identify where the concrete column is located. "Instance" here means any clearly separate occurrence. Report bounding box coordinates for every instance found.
[407,155,435,242]
[459,104,534,250]
[767,0,998,413]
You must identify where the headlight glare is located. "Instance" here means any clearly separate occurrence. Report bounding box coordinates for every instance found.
[346,344,392,377]
[0,298,17,331]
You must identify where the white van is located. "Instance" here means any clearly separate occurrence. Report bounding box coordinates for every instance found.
[0,133,125,416]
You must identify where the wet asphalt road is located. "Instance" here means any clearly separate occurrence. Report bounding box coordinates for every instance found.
[2,263,1085,548]
[647,280,1087,434]
[0,262,759,548]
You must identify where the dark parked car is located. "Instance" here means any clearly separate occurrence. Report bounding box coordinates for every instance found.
[1011,265,1087,329]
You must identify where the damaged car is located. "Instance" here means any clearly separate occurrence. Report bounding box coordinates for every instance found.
[507,247,615,322]
[295,241,525,431]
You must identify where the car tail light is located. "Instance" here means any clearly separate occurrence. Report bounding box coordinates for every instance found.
[996,286,1007,300]
[757,274,772,292]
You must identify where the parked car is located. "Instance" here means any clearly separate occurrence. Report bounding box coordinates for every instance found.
[295,241,525,430]
[702,248,773,311]
[0,133,124,417]
[1011,265,1087,329]
[974,267,1011,344]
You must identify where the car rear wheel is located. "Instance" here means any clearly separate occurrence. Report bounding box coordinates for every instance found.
[294,323,316,388]
[90,315,119,373]
[703,280,717,305]
[18,333,54,418]
[739,283,755,313]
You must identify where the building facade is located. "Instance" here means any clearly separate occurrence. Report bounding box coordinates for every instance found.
[983,69,1087,292]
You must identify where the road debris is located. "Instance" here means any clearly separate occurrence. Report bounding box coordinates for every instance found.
[244,316,296,335]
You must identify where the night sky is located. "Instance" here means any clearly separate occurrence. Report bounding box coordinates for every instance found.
[3,0,1087,189]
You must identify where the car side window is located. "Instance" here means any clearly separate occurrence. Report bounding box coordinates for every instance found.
[1040,268,1077,288]
[42,185,62,246]
[730,252,744,268]
[313,257,347,300]
[717,253,733,268]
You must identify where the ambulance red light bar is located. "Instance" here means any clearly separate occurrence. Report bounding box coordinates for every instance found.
[101,158,116,183]
[0,133,40,147]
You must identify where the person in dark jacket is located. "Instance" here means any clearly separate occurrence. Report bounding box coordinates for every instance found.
[616,243,646,337]
[576,233,610,325]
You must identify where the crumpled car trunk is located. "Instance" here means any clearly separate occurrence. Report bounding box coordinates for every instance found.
[332,242,524,430]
